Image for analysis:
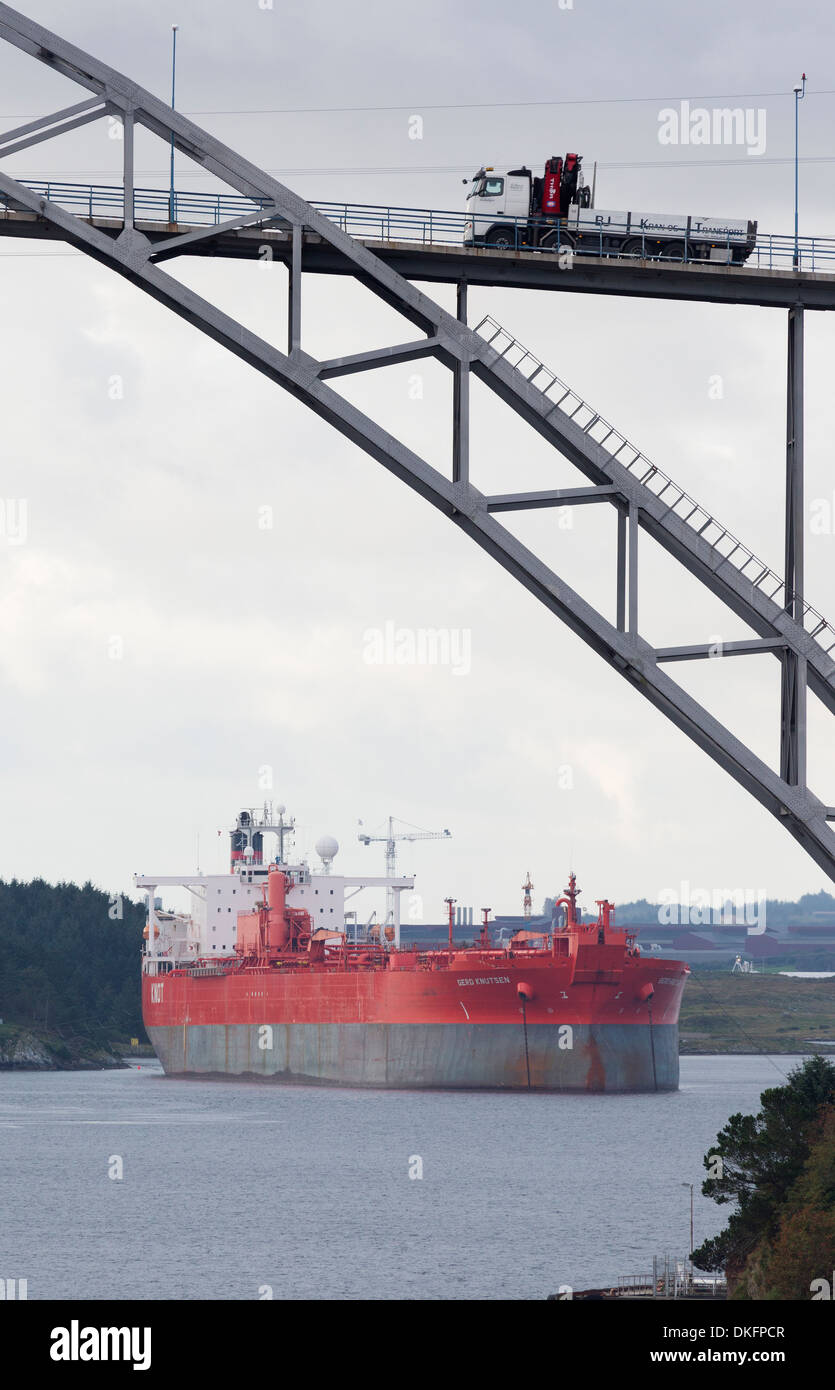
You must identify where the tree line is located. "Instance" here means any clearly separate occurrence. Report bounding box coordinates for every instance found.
[0,878,146,1046]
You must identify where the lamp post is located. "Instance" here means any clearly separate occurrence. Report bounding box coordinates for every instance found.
[168,25,178,223]
[793,73,806,269]
[681,1182,694,1255]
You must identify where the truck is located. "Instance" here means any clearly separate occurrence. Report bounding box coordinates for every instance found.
[463,153,758,264]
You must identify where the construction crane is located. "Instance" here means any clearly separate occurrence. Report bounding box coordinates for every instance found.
[522,871,534,920]
[358,816,452,926]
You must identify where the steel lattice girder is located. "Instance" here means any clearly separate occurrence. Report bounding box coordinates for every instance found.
[1,2,834,880]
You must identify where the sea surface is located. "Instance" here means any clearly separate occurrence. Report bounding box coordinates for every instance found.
[0,1055,808,1300]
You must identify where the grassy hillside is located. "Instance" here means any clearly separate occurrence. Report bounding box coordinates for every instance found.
[680,971,835,1055]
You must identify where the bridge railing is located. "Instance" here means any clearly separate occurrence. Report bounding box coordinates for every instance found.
[4,181,835,273]
[5,179,274,226]
[315,201,835,272]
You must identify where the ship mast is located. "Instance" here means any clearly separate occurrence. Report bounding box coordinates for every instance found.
[565,872,580,927]
[230,802,295,872]
[445,896,456,952]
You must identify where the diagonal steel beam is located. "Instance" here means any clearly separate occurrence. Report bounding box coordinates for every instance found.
[656,639,788,662]
[487,486,619,511]
[149,206,282,260]
[0,95,104,152]
[317,337,441,379]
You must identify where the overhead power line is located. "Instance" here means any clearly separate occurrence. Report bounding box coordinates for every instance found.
[6,154,835,181]
[185,89,835,116]
[2,87,835,124]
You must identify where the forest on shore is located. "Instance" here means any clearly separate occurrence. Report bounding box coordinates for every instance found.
[0,878,146,1064]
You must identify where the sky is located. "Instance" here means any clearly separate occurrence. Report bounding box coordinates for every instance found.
[0,0,834,921]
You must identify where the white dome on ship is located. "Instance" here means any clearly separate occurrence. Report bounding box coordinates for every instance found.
[315,834,339,869]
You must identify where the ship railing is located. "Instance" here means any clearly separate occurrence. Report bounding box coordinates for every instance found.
[617,1274,656,1296]
[617,1258,727,1299]
[142,957,173,976]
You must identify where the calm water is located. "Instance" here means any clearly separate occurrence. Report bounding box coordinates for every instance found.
[0,1055,806,1300]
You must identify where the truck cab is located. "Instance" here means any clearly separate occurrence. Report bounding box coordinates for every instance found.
[464,156,589,250]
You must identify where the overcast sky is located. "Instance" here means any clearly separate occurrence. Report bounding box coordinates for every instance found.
[0,0,834,921]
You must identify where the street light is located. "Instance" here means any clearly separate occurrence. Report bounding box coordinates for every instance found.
[681,1182,694,1255]
[793,73,806,270]
[168,25,178,223]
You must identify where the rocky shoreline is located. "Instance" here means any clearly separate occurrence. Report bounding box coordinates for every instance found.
[0,1025,128,1071]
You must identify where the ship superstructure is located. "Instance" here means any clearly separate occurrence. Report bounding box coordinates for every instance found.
[136,802,414,962]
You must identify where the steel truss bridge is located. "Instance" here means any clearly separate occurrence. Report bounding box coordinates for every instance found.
[1,1,834,879]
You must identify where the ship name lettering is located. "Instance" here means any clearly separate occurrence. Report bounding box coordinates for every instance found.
[458,975,510,986]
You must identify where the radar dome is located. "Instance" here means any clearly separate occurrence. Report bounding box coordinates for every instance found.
[315,835,339,871]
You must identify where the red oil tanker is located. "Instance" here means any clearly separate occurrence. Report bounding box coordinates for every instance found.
[138,808,689,1092]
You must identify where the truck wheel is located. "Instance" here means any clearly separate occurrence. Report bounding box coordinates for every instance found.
[540,229,574,252]
[662,241,688,261]
[623,238,650,258]
[484,226,517,250]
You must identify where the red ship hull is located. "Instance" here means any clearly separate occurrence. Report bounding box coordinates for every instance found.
[142,950,689,1091]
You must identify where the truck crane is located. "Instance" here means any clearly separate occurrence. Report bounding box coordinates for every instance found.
[463,153,757,263]
[358,816,452,927]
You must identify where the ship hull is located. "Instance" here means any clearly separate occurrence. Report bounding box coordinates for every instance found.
[145,1020,679,1092]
